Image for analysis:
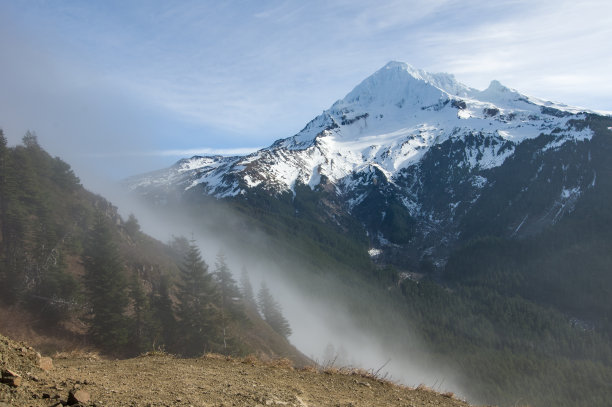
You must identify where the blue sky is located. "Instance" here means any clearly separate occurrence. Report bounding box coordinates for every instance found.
[1,0,611,189]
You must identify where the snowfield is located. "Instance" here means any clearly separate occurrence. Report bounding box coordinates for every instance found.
[127,62,595,201]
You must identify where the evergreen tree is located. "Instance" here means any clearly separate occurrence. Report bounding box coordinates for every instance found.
[0,129,7,211]
[214,251,244,352]
[175,239,218,356]
[124,213,140,239]
[31,249,80,323]
[50,156,80,191]
[0,132,81,307]
[22,130,39,149]
[169,235,190,259]
[0,129,8,298]
[150,274,177,351]
[129,272,154,354]
[0,143,31,303]
[239,266,257,310]
[82,214,129,352]
[257,282,292,338]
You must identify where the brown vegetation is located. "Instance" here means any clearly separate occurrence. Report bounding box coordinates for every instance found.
[0,332,483,407]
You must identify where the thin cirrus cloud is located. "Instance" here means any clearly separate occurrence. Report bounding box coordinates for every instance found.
[0,0,611,190]
[116,0,612,127]
[86,147,263,158]
[424,1,612,104]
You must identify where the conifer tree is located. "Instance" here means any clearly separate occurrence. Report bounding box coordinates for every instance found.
[22,130,39,149]
[129,272,154,354]
[124,213,141,239]
[214,251,244,352]
[82,214,129,352]
[214,252,243,317]
[0,141,30,303]
[0,129,7,213]
[31,249,80,323]
[151,274,177,351]
[239,266,257,310]
[257,282,292,338]
[50,156,80,190]
[175,239,218,356]
[0,130,8,296]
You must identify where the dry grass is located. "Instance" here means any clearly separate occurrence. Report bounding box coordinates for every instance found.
[266,357,294,369]
[241,354,260,365]
[300,365,318,373]
[203,352,462,404]
[442,391,456,399]
[53,349,100,361]
[322,366,340,375]
[203,352,232,361]
[138,349,172,358]
[137,343,173,358]
[416,383,435,392]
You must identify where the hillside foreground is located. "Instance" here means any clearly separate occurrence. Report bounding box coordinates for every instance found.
[0,333,482,407]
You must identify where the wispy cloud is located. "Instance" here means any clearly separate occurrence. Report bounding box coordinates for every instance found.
[1,0,611,186]
[85,147,263,158]
[108,0,612,130]
[420,1,612,100]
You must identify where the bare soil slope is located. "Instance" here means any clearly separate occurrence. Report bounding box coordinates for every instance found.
[1,333,483,407]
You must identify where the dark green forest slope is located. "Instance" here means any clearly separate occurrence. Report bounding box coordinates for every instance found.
[147,173,612,407]
[160,130,612,407]
[0,131,302,362]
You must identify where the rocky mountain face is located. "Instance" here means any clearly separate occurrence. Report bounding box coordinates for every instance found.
[127,62,612,268]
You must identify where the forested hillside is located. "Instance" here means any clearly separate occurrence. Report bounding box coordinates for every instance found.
[133,179,612,407]
[0,130,302,362]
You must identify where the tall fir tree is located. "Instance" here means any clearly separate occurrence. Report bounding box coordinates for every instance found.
[257,282,292,339]
[0,139,34,303]
[129,272,154,354]
[124,213,140,239]
[30,248,80,323]
[239,266,257,310]
[0,129,8,298]
[0,129,7,217]
[82,214,129,352]
[150,274,177,351]
[175,238,219,356]
[22,130,38,149]
[214,251,244,352]
[0,132,82,309]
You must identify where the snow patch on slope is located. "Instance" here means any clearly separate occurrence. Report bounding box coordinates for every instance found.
[127,62,597,199]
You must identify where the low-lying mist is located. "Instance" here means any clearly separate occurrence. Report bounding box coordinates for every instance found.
[104,182,469,399]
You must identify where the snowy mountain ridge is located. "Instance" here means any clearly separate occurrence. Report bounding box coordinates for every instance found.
[127,62,611,265]
[128,62,593,198]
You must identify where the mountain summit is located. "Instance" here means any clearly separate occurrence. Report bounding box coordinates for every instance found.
[339,61,473,107]
[127,62,610,266]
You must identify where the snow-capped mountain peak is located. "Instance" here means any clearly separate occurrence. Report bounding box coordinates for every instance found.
[126,61,612,269]
[340,61,473,109]
[127,62,594,204]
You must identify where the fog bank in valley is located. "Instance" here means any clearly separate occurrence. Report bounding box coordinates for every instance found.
[106,185,469,399]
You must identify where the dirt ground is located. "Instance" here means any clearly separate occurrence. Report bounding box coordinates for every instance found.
[1,334,485,407]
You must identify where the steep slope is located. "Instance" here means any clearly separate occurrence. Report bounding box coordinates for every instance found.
[0,131,306,363]
[127,61,607,266]
[444,114,612,333]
